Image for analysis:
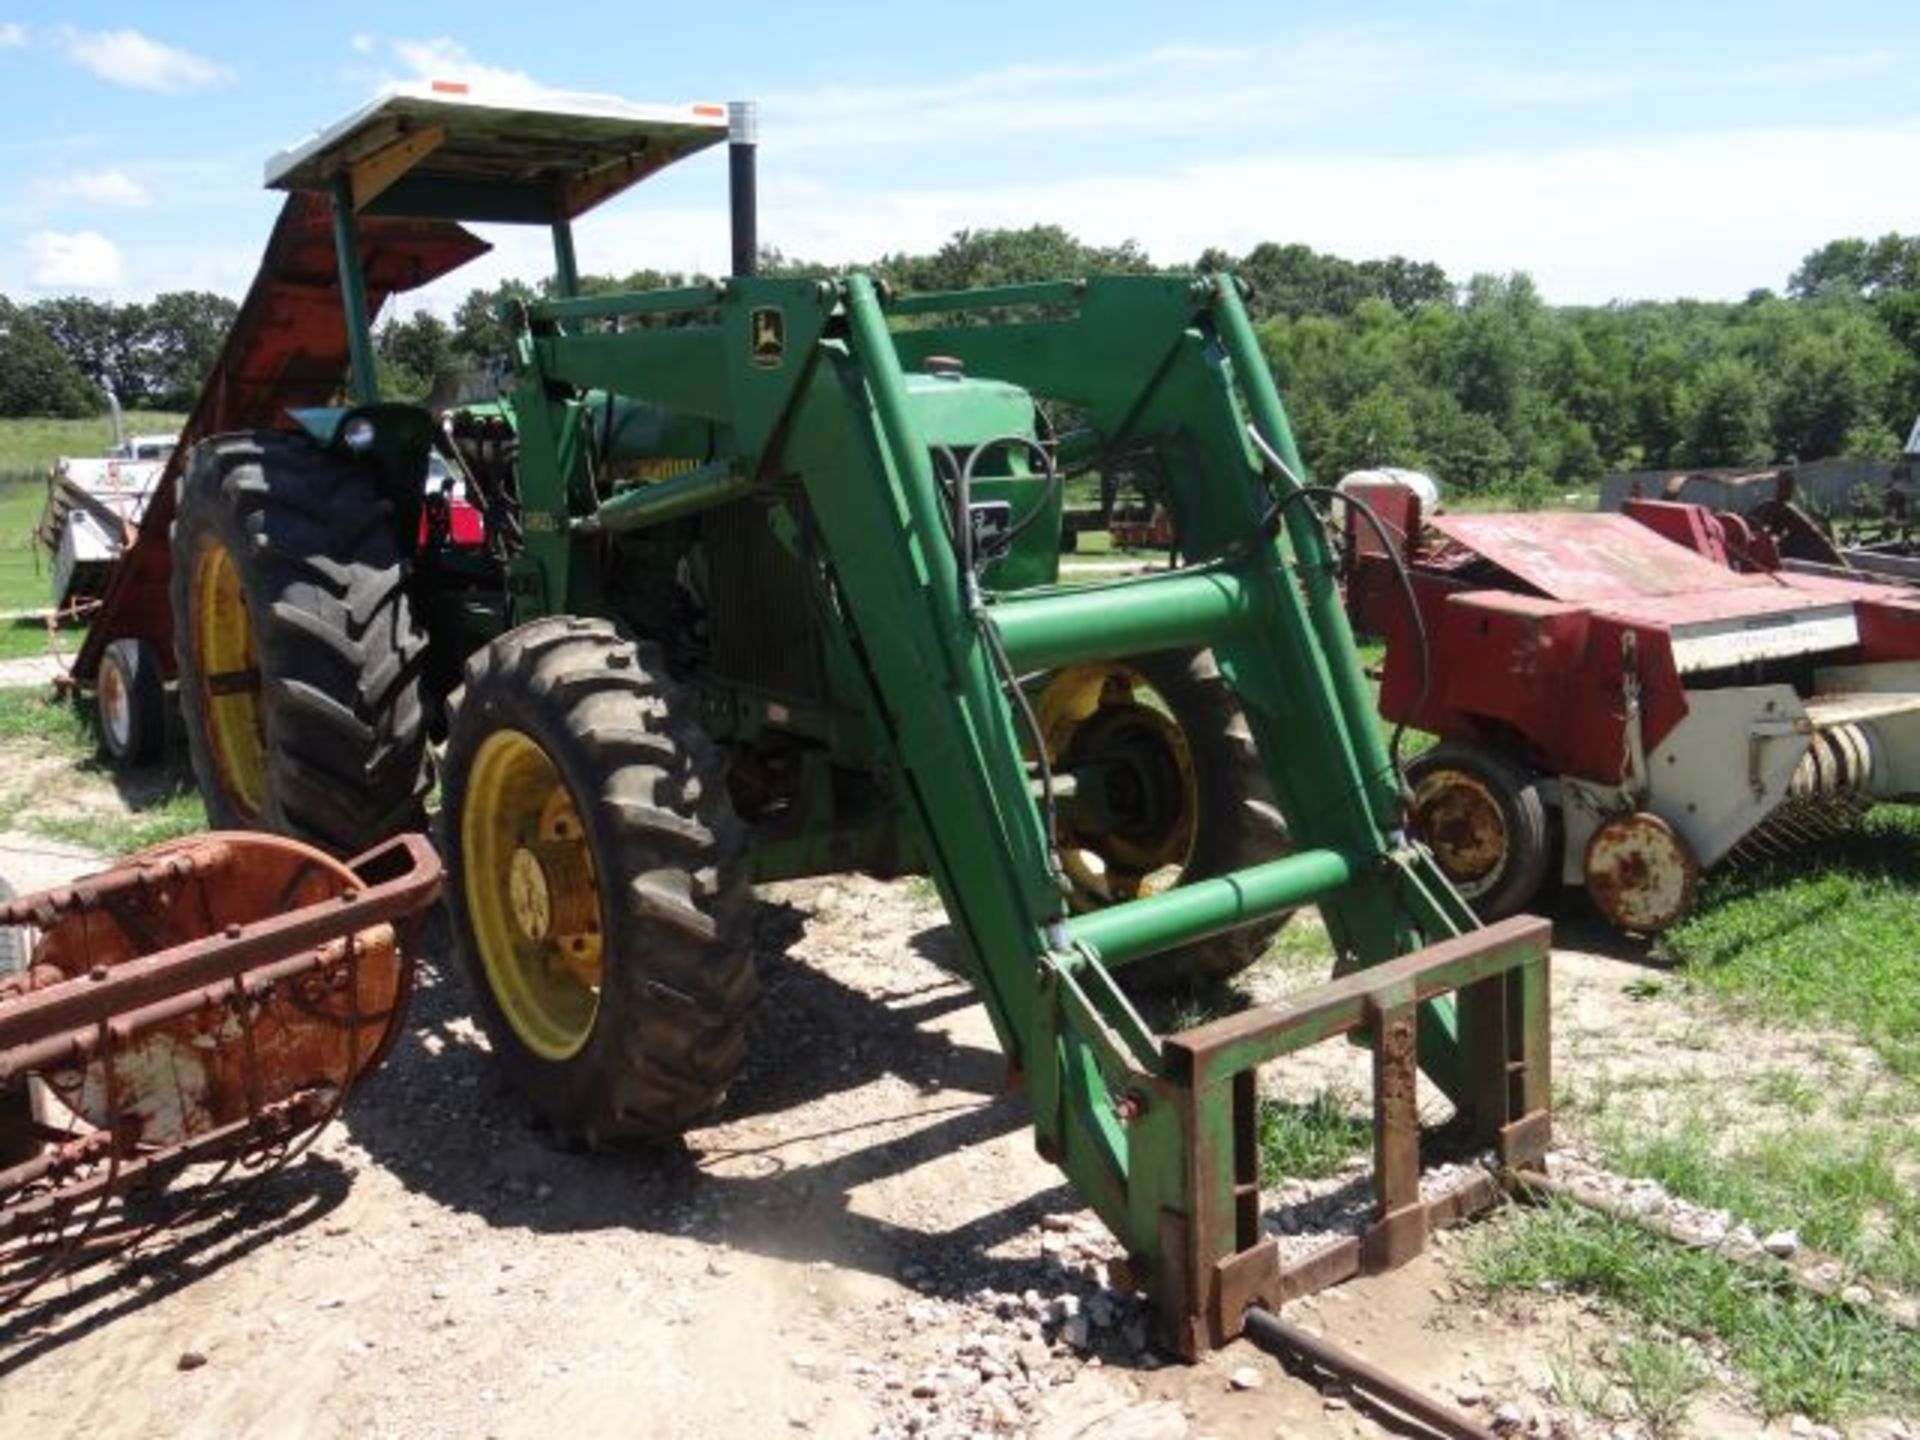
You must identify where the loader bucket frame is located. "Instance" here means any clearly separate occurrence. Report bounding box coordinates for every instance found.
[505,271,1551,1352]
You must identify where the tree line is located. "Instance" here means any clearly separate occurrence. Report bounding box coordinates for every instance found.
[0,292,237,418]
[5,229,1916,497]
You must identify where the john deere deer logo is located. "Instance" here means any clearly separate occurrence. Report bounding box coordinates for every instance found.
[749,306,785,368]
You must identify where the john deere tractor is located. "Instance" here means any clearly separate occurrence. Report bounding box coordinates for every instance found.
[74,83,1549,1354]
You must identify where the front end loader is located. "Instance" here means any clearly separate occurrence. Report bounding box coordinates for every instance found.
[71,81,1550,1355]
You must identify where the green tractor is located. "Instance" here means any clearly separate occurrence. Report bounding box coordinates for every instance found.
[75,82,1549,1354]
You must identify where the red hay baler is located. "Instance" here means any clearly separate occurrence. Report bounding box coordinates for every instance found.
[1349,487,1920,932]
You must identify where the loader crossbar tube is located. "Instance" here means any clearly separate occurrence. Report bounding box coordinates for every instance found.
[989,569,1258,674]
[1065,849,1357,970]
[1170,913,1551,1085]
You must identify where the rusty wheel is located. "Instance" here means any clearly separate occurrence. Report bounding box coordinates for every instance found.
[1584,812,1697,934]
[1405,742,1554,921]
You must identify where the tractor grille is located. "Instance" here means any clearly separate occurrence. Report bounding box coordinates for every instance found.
[704,496,825,702]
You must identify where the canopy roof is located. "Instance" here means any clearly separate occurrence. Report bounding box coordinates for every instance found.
[265,81,732,224]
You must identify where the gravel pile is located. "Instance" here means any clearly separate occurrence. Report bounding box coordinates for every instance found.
[864,1212,1161,1438]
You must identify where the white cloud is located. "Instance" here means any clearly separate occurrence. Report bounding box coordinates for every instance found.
[742,122,1920,304]
[38,168,150,207]
[59,27,227,94]
[349,32,375,55]
[765,32,1418,152]
[397,120,1920,313]
[389,36,540,97]
[26,230,126,290]
[0,22,26,48]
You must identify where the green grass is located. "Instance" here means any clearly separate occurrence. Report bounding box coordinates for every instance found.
[0,411,182,480]
[1546,1333,1709,1438]
[0,684,93,751]
[1657,807,1920,1079]
[26,782,206,854]
[0,684,205,853]
[1594,1108,1920,1292]
[1256,1086,1371,1183]
[1473,1202,1920,1422]
[0,477,57,613]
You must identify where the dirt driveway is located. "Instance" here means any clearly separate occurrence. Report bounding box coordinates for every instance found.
[0,819,1911,1439]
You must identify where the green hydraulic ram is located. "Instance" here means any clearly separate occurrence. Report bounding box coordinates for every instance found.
[572,460,754,534]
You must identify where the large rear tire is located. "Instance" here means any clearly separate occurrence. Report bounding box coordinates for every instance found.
[1040,648,1290,987]
[442,617,757,1146]
[171,432,428,853]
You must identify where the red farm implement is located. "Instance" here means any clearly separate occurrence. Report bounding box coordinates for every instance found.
[0,833,440,1310]
[1347,484,1920,931]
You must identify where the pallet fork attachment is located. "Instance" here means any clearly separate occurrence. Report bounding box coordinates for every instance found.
[587,270,1556,1353]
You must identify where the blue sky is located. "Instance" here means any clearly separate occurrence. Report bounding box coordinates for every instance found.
[2,3,1916,309]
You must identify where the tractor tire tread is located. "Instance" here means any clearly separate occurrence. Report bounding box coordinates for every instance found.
[171,430,429,855]
[444,623,757,1147]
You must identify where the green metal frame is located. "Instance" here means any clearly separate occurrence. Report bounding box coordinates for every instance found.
[490,271,1551,1351]
[306,109,1551,1355]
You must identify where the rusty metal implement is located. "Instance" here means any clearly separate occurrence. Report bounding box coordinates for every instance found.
[0,831,441,1310]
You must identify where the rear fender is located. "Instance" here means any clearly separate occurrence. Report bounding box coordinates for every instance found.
[286,403,434,547]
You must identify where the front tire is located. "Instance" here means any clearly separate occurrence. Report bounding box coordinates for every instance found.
[171,432,428,853]
[442,618,757,1146]
[1039,648,1290,987]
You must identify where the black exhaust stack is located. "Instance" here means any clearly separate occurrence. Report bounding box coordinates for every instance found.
[728,101,758,278]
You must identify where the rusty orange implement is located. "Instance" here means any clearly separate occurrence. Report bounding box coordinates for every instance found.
[0,832,440,1311]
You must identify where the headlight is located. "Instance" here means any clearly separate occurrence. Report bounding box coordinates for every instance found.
[342,416,377,452]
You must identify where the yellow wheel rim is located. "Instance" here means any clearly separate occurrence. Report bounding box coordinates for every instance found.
[192,539,266,816]
[1037,663,1198,907]
[461,729,605,1061]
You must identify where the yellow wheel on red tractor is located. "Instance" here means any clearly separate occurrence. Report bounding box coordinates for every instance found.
[1036,649,1289,987]
[441,617,757,1146]
[170,432,428,854]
